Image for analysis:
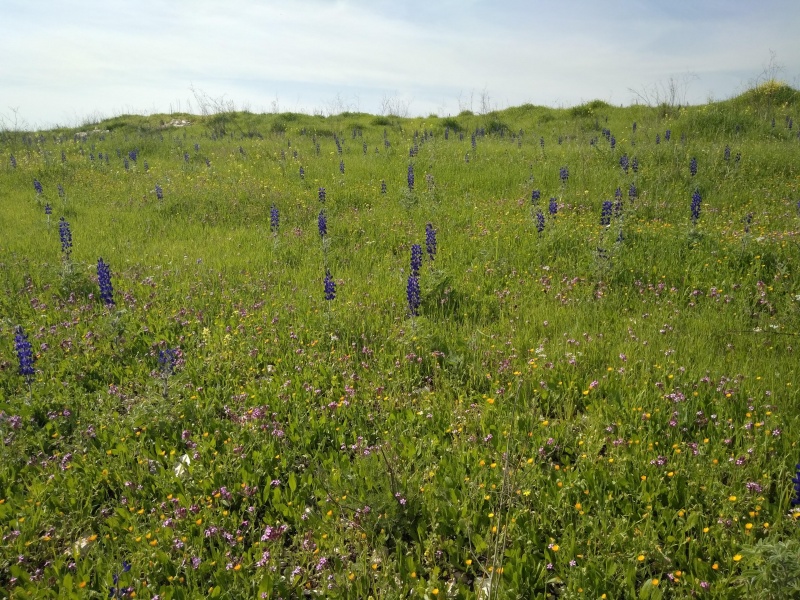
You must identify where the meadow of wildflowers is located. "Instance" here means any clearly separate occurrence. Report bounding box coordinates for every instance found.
[1,82,800,599]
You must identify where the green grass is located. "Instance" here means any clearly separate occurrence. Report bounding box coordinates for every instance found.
[1,82,800,599]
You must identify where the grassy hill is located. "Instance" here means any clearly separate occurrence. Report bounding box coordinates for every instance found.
[1,81,799,599]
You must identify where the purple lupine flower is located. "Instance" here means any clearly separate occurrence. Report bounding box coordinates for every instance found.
[549,198,558,216]
[536,210,545,233]
[620,154,629,173]
[324,270,336,301]
[791,464,800,505]
[531,189,541,204]
[339,160,345,175]
[184,152,190,163]
[33,179,43,195]
[628,183,637,200]
[665,129,671,141]
[407,275,421,316]
[44,204,52,216]
[158,348,178,378]
[610,135,616,150]
[407,164,414,190]
[318,210,327,237]
[318,187,326,203]
[559,166,569,184]
[381,180,387,194]
[600,201,613,226]
[15,326,35,385]
[59,217,73,258]
[410,244,422,275]
[299,166,305,179]
[471,132,477,150]
[632,157,639,173]
[691,189,702,224]
[425,223,437,260]
[128,150,137,162]
[97,258,115,306]
[270,205,279,233]
[655,133,660,144]
[123,158,129,170]
[690,157,697,177]
[155,184,163,200]
[10,154,16,168]
[724,145,731,161]
[57,184,64,198]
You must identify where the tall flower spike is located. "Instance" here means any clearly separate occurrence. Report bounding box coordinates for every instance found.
[318,187,326,203]
[559,166,569,184]
[15,326,35,385]
[410,244,422,275]
[158,348,178,378]
[324,270,336,301]
[619,154,629,173]
[531,189,541,204]
[59,217,73,258]
[299,166,305,179]
[600,201,613,226]
[155,184,163,200]
[407,164,415,190]
[691,189,702,224]
[690,157,698,177]
[407,275,421,316]
[97,258,115,306]
[791,464,800,505]
[318,210,327,238]
[549,199,558,216]
[381,180,387,194]
[536,210,545,233]
[33,179,43,195]
[425,223,437,261]
[270,205,279,233]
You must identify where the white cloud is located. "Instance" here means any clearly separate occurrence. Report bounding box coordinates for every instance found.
[1,0,799,127]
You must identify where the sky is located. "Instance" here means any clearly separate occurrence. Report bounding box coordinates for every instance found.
[2,0,800,130]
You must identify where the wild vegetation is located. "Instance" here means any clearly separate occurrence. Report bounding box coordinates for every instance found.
[1,81,800,599]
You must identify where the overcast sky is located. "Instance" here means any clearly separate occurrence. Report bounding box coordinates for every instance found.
[2,0,800,129]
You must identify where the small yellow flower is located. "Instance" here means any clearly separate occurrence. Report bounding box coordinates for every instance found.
[466,559,472,566]
[652,579,659,586]
[729,495,737,502]
[733,554,742,562]
[551,544,559,552]
[432,589,439,596]
[637,554,645,562]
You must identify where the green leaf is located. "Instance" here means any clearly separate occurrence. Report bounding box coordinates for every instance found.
[289,472,297,494]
